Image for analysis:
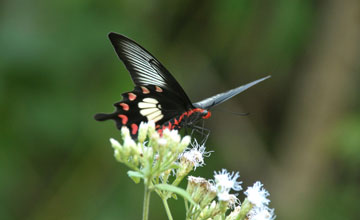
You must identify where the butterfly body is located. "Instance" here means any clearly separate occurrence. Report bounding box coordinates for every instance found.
[156,108,211,135]
[95,33,270,137]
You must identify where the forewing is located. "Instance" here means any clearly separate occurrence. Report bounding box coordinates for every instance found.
[108,32,193,108]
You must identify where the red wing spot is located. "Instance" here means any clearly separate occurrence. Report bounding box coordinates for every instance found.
[141,86,150,94]
[156,125,160,129]
[119,103,129,111]
[128,93,137,101]
[203,111,211,119]
[157,129,163,136]
[155,86,163,92]
[118,114,128,124]
[174,118,179,125]
[131,123,138,135]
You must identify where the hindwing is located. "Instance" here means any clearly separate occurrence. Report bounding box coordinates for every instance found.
[94,85,188,136]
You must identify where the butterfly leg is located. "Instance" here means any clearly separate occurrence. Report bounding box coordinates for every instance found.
[191,125,211,145]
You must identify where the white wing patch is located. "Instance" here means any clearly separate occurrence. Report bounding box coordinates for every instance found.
[138,98,163,122]
[143,98,158,104]
[138,102,156,109]
[140,108,158,115]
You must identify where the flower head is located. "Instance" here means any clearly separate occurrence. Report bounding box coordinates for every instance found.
[218,192,239,208]
[248,206,275,220]
[244,181,270,208]
[180,140,211,170]
[213,169,242,193]
[187,176,216,206]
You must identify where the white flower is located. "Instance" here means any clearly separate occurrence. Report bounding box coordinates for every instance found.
[244,181,270,208]
[214,169,242,193]
[180,135,191,149]
[248,206,275,220]
[121,126,130,138]
[110,138,122,160]
[147,120,155,131]
[180,140,211,169]
[123,135,136,149]
[188,176,207,184]
[138,122,148,142]
[158,137,167,146]
[169,129,181,143]
[110,138,121,149]
[217,191,239,207]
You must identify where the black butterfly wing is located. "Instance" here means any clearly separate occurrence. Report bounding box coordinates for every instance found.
[94,85,188,136]
[108,32,193,109]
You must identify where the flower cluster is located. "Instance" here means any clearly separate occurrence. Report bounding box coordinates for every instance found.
[185,170,275,220]
[186,171,239,219]
[109,122,275,220]
[110,121,191,180]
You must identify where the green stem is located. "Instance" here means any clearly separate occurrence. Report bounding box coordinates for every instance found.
[142,185,151,220]
[162,198,173,220]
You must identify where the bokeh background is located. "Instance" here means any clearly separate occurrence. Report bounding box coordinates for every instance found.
[1,0,359,219]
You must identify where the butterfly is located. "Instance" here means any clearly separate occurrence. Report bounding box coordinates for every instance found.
[94,32,270,138]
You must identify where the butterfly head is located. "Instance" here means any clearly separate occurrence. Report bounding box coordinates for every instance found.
[189,108,211,121]
[201,109,211,119]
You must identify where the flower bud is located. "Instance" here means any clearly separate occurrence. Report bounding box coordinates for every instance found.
[121,126,130,139]
[179,135,191,151]
[110,138,122,150]
[138,122,148,143]
[147,120,156,135]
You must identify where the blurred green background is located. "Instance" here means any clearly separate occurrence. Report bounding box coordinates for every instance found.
[1,0,359,219]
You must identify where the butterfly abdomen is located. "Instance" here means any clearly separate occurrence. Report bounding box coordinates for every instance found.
[156,108,211,134]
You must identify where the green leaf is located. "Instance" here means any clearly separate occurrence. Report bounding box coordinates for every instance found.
[154,184,198,207]
[127,171,144,184]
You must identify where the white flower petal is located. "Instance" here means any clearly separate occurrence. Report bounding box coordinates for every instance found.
[245,181,270,208]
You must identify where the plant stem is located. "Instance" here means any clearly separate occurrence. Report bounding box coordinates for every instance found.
[162,198,173,220]
[142,185,151,220]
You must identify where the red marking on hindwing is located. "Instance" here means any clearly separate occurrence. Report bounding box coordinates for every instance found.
[131,123,138,135]
[203,111,211,119]
[118,114,128,124]
[119,103,129,111]
[155,86,163,92]
[128,93,137,101]
[141,86,150,94]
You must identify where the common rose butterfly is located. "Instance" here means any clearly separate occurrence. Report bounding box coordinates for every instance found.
[95,33,270,137]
